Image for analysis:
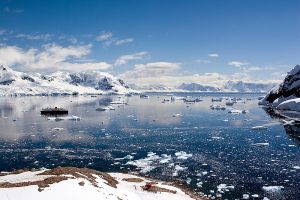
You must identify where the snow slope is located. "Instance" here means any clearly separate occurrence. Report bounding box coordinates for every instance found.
[0,167,203,200]
[0,66,137,96]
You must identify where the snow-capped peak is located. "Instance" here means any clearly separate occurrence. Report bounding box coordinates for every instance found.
[0,66,137,96]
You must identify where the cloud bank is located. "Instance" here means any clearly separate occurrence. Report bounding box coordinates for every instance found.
[0,44,111,72]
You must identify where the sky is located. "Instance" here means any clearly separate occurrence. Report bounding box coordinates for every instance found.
[0,0,299,86]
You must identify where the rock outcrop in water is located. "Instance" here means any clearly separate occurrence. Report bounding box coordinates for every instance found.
[260,65,300,105]
[0,66,137,96]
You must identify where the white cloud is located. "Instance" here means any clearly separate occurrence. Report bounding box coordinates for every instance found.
[0,46,35,67]
[195,59,211,64]
[4,7,24,13]
[208,53,219,57]
[95,32,113,42]
[95,32,134,46]
[15,33,53,41]
[115,38,134,45]
[228,61,249,67]
[0,29,6,36]
[0,44,111,72]
[114,51,147,66]
[120,61,181,79]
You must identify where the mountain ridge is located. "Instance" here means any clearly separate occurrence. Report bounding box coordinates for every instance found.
[0,66,137,96]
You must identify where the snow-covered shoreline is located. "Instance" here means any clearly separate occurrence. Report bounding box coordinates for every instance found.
[0,167,206,200]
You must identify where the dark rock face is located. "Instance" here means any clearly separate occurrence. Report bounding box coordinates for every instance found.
[21,75,35,82]
[70,74,83,85]
[96,77,113,90]
[0,80,15,85]
[118,79,129,89]
[262,65,300,103]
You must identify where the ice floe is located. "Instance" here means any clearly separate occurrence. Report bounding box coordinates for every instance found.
[217,184,234,193]
[262,185,284,193]
[175,151,193,160]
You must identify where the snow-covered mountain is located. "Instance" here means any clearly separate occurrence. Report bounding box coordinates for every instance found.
[0,66,137,96]
[176,81,275,93]
[224,81,276,93]
[260,64,300,110]
[130,81,275,93]
[129,84,176,92]
[177,83,221,92]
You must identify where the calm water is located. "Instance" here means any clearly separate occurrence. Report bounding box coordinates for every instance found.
[0,93,299,200]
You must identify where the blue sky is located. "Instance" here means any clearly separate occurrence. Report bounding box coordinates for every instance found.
[0,0,299,86]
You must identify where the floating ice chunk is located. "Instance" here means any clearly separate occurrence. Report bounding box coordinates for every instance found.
[47,115,81,121]
[252,126,268,130]
[262,186,284,193]
[125,152,160,173]
[212,98,222,102]
[47,117,56,121]
[173,165,188,176]
[186,178,192,184]
[228,109,243,114]
[159,154,172,164]
[242,109,248,114]
[66,115,81,121]
[107,106,115,110]
[210,105,226,110]
[252,143,269,147]
[225,101,235,106]
[196,181,203,188]
[110,100,127,105]
[252,194,259,198]
[96,106,115,111]
[293,166,300,169]
[172,113,182,117]
[211,136,224,140]
[242,194,250,199]
[123,155,134,160]
[175,151,192,160]
[96,107,107,111]
[51,127,64,131]
[217,184,235,193]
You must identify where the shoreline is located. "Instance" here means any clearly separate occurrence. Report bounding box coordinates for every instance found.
[0,166,208,200]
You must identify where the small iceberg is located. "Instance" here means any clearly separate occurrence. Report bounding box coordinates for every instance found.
[140,94,149,99]
[225,101,235,106]
[252,126,268,130]
[96,106,115,111]
[212,97,222,102]
[96,107,107,111]
[252,143,269,147]
[210,105,226,110]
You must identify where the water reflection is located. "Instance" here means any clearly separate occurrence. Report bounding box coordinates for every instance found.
[0,94,299,199]
[262,106,300,144]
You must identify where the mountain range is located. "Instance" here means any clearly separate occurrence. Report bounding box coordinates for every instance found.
[0,66,278,96]
[0,66,136,96]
